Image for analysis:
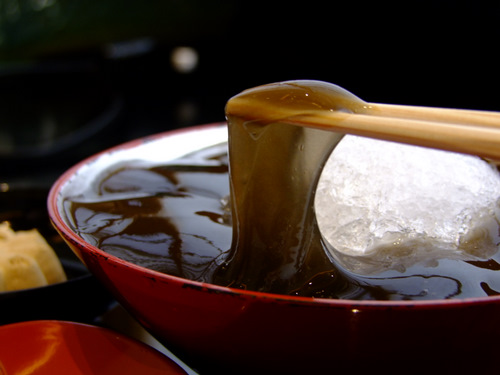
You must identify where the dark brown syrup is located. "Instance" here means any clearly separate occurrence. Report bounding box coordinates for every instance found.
[65,81,500,300]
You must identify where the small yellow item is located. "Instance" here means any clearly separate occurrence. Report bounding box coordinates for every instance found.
[0,222,67,292]
[0,252,48,291]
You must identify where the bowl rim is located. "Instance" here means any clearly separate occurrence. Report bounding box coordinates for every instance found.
[47,123,500,309]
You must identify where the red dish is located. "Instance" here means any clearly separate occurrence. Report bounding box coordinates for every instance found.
[0,320,186,375]
[48,124,500,373]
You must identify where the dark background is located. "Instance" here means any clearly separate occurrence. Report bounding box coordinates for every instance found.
[0,1,498,187]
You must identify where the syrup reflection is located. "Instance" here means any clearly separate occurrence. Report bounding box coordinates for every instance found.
[354,274,463,301]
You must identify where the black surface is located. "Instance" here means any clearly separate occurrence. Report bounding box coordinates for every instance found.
[1,4,498,175]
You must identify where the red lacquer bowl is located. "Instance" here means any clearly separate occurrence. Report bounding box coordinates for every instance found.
[48,124,500,373]
[0,320,186,374]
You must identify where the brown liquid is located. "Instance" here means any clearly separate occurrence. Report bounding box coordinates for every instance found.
[65,81,500,300]
[69,150,232,282]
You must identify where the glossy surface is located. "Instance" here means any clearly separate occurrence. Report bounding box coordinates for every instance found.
[49,125,500,373]
[216,81,349,294]
[0,320,186,374]
[220,80,500,299]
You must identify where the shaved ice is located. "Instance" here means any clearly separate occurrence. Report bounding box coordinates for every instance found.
[315,135,500,274]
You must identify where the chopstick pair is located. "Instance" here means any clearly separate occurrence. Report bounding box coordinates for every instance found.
[287,103,500,161]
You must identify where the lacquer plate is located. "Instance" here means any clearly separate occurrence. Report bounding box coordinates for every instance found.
[0,320,187,375]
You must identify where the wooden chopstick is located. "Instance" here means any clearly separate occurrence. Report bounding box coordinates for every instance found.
[227,95,500,160]
[370,103,500,129]
[286,106,500,161]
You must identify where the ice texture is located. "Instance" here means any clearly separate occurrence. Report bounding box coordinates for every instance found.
[315,135,500,274]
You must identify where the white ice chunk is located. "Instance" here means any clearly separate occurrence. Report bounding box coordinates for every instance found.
[315,135,500,274]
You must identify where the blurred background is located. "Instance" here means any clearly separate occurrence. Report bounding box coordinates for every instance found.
[0,0,499,188]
